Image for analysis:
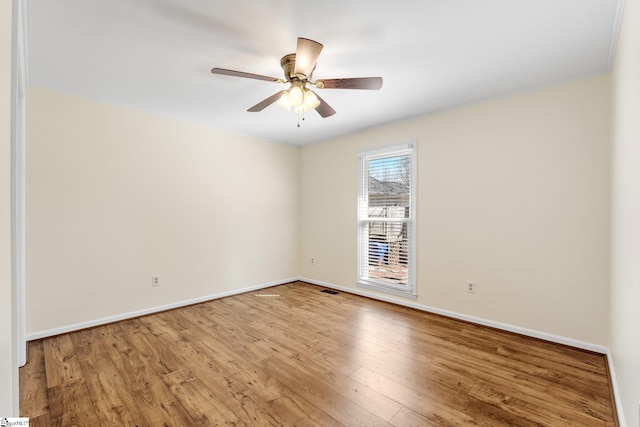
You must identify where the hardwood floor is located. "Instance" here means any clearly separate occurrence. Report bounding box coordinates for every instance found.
[20,281,618,426]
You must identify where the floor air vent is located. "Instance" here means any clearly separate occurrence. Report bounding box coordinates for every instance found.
[321,289,339,295]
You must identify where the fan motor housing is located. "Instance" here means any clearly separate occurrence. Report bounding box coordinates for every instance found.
[281,53,315,82]
[280,53,297,81]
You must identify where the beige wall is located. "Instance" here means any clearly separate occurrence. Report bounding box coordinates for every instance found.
[23,29,625,420]
[20,27,630,421]
[1,0,16,417]
[300,75,611,346]
[611,0,640,424]
[26,86,299,335]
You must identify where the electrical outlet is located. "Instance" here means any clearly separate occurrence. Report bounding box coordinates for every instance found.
[311,257,315,265]
[152,275,160,286]
[467,281,476,293]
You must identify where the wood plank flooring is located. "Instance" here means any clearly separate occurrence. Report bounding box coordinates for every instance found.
[20,281,618,426]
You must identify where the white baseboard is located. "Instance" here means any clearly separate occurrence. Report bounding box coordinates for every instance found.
[302,277,624,425]
[26,276,623,424]
[298,277,608,354]
[606,351,628,427]
[28,275,608,353]
[25,277,298,341]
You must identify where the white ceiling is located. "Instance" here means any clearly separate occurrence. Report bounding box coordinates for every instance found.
[26,0,622,145]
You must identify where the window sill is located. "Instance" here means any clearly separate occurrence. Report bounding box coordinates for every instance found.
[357,281,418,299]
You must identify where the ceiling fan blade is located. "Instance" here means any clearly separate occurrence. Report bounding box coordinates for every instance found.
[312,91,336,118]
[211,68,281,83]
[317,77,383,90]
[247,91,287,112]
[294,38,323,79]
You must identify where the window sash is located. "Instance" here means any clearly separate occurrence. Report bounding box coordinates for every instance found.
[357,143,416,297]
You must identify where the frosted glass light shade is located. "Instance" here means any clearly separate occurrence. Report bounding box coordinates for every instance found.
[277,85,320,113]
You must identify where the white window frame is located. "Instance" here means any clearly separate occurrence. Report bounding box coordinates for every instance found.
[357,142,417,298]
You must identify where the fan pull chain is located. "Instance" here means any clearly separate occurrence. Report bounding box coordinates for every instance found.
[297,90,306,127]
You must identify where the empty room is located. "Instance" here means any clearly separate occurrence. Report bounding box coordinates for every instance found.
[2,0,640,425]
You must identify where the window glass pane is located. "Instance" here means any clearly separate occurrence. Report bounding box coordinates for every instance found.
[366,221,409,285]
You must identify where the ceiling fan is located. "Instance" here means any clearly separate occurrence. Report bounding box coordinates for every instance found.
[211,37,383,120]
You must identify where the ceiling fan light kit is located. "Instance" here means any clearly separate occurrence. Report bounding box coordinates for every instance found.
[211,37,383,125]
[276,82,320,113]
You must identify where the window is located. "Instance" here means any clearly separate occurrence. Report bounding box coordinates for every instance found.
[357,143,416,298]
